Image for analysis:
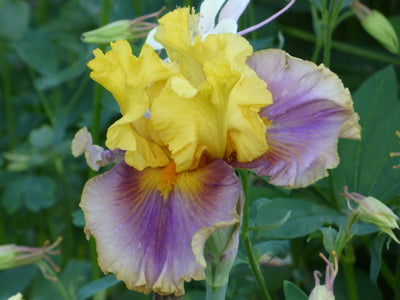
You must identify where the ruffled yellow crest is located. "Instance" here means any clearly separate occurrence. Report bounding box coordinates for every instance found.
[152,8,272,171]
[87,40,175,170]
[87,7,272,172]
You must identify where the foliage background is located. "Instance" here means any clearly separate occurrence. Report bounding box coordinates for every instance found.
[1,0,400,299]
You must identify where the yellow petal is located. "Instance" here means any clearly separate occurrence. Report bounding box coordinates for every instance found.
[155,8,206,88]
[88,40,177,169]
[151,30,272,172]
[106,115,170,170]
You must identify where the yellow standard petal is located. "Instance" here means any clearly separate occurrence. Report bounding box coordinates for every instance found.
[151,9,272,171]
[88,40,177,170]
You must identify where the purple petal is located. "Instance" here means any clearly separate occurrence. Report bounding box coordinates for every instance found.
[80,159,241,296]
[236,49,360,188]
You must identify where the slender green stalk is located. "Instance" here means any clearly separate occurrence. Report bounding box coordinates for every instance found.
[238,170,272,300]
[311,4,323,63]
[90,238,100,280]
[279,25,400,66]
[206,282,228,300]
[323,0,343,67]
[394,245,400,300]
[35,0,49,24]
[90,83,103,146]
[0,38,15,149]
[341,244,358,300]
[379,256,395,291]
[248,2,257,41]
[132,0,141,16]
[323,21,333,67]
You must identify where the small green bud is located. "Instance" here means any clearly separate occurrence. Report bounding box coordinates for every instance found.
[0,238,62,279]
[199,194,244,292]
[81,7,165,44]
[351,2,399,54]
[82,20,133,44]
[343,187,400,243]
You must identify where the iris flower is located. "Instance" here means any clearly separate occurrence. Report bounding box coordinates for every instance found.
[74,6,360,297]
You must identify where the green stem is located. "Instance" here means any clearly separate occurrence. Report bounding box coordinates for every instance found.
[380,258,395,292]
[206,282,228,300]
[279,25,400,66]
[311,5,323,63]
[248,2,257,41]
[35,0,49,24]
[323,22,332,67]
[90,84,103,146]
[0,38,15,149]
[132,0,141,16]
[238,170,272,300]
[394,245,400,300]
[341,244,358,300]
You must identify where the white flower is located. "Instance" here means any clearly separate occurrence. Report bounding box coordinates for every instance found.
[146,0,250,49]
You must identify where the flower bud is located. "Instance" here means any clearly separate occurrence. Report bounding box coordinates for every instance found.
[82,20,133,44]
[0,238,62,280]
[199,194,244,291]
[81,8,164,44]
[342,187,400,243]
[7,293,24,300]
[309,252,338,300]
[309,285,335,300]
[351,2,399,54]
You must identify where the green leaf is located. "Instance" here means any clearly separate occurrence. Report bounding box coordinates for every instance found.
[0,0,30,40]
[370,235,386,284]
[0,265,36,299]
[24,176,56,212]
[332,66,400,201]
[283,281,308,300]
[253,240,290,262]
[253,197,342,239]
[309,227,338,254]
[13,30,58,77]
[249,209,291,232]
[2,179,23,214]
[29,125,55,150]
[2,176,56,213]
[35,61,87,90]
[77,274,120,300]
[72,209,86,227]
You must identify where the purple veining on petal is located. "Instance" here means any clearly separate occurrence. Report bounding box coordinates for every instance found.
[80,159,241,296]
[235,49,360,188]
